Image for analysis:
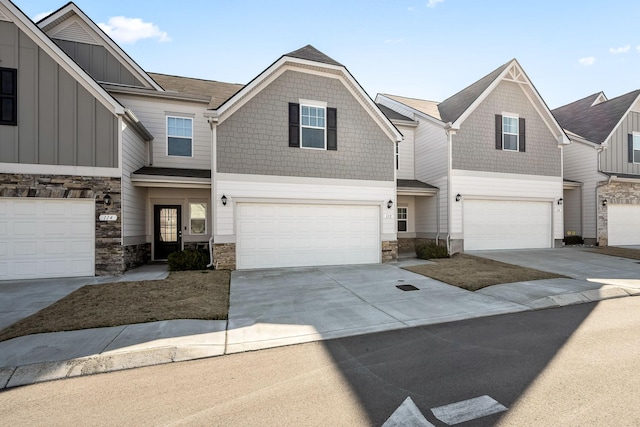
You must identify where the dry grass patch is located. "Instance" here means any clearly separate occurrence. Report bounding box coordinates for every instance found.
[0,270,230,343]
[589,246,640,261]
[404,253,567,291]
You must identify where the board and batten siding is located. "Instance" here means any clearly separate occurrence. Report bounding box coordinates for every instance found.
[452,80,561,177]
[217,70,394,181]
[114,95,211,170]
[121,122,147,243]
[53,39,145,88]
[0,21,118,168]
[450,171,563,240]
[215,174,395,239]
[601,110,640,175]
[563,140,600,240]
[396,125,415,180]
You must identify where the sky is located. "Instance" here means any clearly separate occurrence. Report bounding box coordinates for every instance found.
[13,0,640,108]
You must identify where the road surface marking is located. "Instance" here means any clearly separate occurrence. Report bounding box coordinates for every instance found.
[431,395,508,425]
[382,397,434,427]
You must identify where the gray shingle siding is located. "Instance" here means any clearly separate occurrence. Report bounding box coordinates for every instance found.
[452,81,560,176]
[217,70,394,181]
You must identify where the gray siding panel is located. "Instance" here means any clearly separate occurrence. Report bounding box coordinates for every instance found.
[53,38,144,87]
[217,70,394,181]
[602,111,640,174]
[452,80,561,177]
[0,21,118,168]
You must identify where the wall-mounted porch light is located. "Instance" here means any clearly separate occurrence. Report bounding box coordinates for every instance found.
[387,199,393,209]
[602,199,607,207]
[221,194,228,206]
[557,198,563,205]
[103,194,112,207]
[455,193,462,202]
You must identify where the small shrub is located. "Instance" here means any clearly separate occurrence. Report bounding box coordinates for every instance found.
[415,242,449,260]
[167,249,210,271]
[563,235,584,245]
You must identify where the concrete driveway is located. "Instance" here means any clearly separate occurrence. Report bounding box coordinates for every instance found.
[227,259,528,353]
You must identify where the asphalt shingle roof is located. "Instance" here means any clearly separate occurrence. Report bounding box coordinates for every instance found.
[284,45,343,67]
[376,104,413,122]
[397,179,438,190]
[148,73,244,109]
[553,90,640,143]
[133,167,211,179]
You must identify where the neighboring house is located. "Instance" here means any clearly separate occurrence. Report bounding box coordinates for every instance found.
[0,1,401,279]
[377,59,569,253]
[553,90,640,246]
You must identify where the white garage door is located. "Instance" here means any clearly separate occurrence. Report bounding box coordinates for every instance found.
[608,204,640,245]
[463,200,552,250]
[236,203,380,269]
[0,199,95,280]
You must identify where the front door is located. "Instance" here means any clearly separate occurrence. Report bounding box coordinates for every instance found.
[154,205,182,260]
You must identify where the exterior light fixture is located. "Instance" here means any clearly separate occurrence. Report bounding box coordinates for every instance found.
[103,194,111,206]
[221,194,227,206]
[557,198,563,205]
[387,199,393,209]
[602,199,607,207]
[455,193,462,202]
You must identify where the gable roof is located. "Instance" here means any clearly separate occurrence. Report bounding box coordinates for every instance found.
[37,2,163,91]
[0,0,124,115]
[148,73,244,109]
[553,90,640,143]
[379,94,442,120]
[376,103,414,122]
[284,44,343,67]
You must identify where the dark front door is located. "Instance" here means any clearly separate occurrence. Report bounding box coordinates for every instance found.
[154,205,182,260]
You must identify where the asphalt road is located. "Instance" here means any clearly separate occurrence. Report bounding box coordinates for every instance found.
[1,297,639,426]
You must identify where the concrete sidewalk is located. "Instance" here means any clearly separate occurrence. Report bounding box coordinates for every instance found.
[1,249,639,389]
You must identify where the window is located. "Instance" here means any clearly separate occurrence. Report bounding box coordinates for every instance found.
[167,116,193,156]
[0,68,17,126]
[629,134,640,164]
[289,102,337,150]
[189,202,206,234]
[397,207,407,232]
[495,114,525,152]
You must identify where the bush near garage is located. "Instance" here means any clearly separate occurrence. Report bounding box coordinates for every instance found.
[167,248,210,271]
[415,242,449,260]
[563,235,584,245]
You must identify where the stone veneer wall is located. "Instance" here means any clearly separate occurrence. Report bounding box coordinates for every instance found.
[597,181,640,246]
[398,238,416,254]
[124,243,151,271]
[0,173,123,276]
[382,240,398,262]
[213,243,236,270]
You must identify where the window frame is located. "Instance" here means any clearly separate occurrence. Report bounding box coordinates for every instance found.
[633,133,640,164]
[0,67,18,126]
[166,115,194,157]
[502,114,519,151]
[299,99,327,150]
[189,202,207,235]
[397,206,408,233]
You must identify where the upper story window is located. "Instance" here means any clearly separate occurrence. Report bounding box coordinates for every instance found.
[495,114,525,152]
[629,133,640,164]
[0,68,17,126]
[289,101,337,150]
[397,207,407,232]
[167,116,193,157]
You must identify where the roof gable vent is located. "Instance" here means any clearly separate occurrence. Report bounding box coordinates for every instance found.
[51,20,100,45]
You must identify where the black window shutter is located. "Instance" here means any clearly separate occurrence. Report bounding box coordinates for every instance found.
[518,118,526,152]
[327,107,337,151]
[495,114,502,149]
[629,134,634,163]
[0,68,17,126]
[289,103,299,147]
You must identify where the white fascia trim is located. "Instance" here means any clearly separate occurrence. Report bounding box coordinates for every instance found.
[131,176,211,188]
[215,57,402,143]
[2,1,125,116]
[601,93,640,145]
[0,162,121,177]
[231,197,385,206]
[604,175,640,184]
[567,132,602,149]
[451,168,562,182]
[37,3,163,91]
[397,189,438,196]
[215,172,396,188]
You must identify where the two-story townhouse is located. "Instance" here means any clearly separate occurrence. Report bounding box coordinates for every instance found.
[1,1,402,279]
[377,59,569,253]
[553,90,640,246]
[0,0,154,280]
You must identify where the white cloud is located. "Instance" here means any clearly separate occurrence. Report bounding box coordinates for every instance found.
[579,57,596,66]
[32,11,53,22]
[427,0,445,7]
[98,16,171,44]
[609,45,630,54]
[636,45,640,52]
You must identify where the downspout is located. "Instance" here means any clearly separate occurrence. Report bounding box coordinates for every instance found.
[435,188,440,245]
[206,115,218,268]
[444,123,456,254]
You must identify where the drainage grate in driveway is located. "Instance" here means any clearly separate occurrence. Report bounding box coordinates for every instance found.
[396,284,419,291]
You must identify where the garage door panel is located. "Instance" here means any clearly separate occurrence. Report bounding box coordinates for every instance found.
[0,199,95,280]
[464,200,552,251]
[236,203,380,269]
[608,204,640,245]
